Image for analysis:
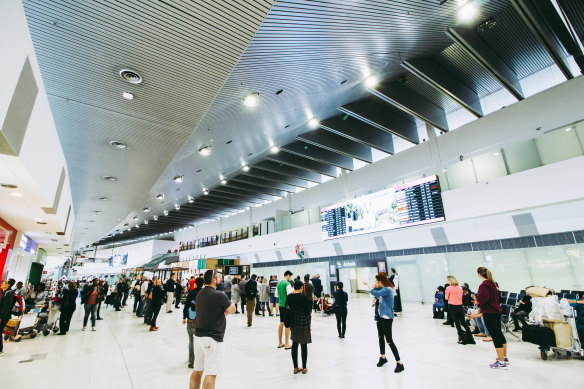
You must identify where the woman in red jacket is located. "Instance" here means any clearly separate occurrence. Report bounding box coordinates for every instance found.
[474,267,508,369]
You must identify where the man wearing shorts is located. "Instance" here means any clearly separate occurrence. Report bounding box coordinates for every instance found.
[277,270,293,349]
[190,270,235,389]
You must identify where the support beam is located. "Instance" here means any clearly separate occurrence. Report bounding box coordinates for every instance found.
[554,0,584,73]
[339,99,419,144]
[214,185,275,201]
[402,58,483,117]
[319,116,394,154]
[512,0,576,79]
[369,81,450,132]
[227,181,288,198]
[208,190,264,204]
[282,141,354,170]
[267,153,337,177]
[447,27,524,101]
[254,160,322,183]
[245,167,310,188]
[231,175,299,193]
[296,129,373,163]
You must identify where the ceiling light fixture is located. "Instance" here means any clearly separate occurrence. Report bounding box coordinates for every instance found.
[565,127,572,132]
[153,215,158,221]
[98,196,109,201]
[163,210,169,216]
[132,216,138,220]
[103,176,118,182]
[364,75,379,88]
[308,118,320,129]
[198,146,212,156]
[242,164,250,172]
[188,196,194,203]
[270,145,280,154]
[119,68,143,84]
[458,1,478,21]
[243,92,259,107]
[220,178,227,185]
[109,140,127,149]
[11,192,23,197]
[123,223,129,227]
[174,174,184,183]
[144,220,149,224]
[156,193,165,200]
[143,206,150,213]
[36,221,47,225]
[35,217,44,222]
[1,183,18,189]
[175,204,181,210]
[122,91,134,100]
[202,188,209,195]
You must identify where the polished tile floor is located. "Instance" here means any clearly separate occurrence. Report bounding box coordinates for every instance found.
[1,295,582,389]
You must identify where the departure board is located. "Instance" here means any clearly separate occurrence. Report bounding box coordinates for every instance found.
[320,175,445,240]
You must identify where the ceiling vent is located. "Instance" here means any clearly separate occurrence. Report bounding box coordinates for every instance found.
[119,69,143,84]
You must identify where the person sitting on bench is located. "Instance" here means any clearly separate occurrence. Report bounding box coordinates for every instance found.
[433,286,445,318]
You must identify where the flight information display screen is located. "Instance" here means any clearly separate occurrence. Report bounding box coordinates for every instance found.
[320,175,445,240]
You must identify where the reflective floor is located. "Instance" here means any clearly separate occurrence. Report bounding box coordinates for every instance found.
[1,295,582,389]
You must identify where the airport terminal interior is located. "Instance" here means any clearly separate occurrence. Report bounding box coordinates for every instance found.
[1,0,584,388]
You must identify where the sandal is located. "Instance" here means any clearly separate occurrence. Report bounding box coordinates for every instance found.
[302,368,308,374]
[483,337,493,342]
[294,368,302,374]
[278,344,285,348]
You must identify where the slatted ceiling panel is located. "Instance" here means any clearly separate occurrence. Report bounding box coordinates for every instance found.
[558,0,584,42]
[476,6,555,79]
[22,0,275,248]
[402,74,464,114]
[435,43,504,97]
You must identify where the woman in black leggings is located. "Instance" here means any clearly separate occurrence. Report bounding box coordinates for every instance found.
[364,273,404,373]
[333,282,348,338]
[474,267,508,369]
[286,280,313,374]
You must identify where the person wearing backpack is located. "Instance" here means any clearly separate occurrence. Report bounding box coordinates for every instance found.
[245,274,258,328]
[183,277,204,368]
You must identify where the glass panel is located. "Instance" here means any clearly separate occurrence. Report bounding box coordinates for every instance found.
[535,127,583,165]
[417,254,448,303]
[472,151,508,183]
[526,246,577,291]
[445,159,476,189]
[388,258,422,303]
[446,251,486,293]
[503,139,542,174]
[486,250,532,293]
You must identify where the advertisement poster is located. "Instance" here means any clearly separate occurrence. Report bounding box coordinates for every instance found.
[109,253,128,267]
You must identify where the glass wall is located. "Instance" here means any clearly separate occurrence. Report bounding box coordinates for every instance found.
[390,243,584,304]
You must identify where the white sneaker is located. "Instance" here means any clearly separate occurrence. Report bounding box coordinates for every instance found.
[82,327,86,331]
[91,327,96,331]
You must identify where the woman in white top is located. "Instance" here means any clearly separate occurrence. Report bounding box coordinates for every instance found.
[231,278,241,313]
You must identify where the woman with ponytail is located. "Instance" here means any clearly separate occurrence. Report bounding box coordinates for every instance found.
[474,267,508,369]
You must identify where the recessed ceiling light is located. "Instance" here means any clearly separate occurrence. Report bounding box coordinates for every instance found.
[220,178,227,185]
[143,206,150,213]
[35,217,44,222]
[198,146,212,156]
[565,127,572,132]
[98,196,109,201]
[144,220,149,224]
[242,164,250,172]
[132,216,138,220]
[135,225,139,228]
[156,193,165,200]
[119,68,143,84]
[11,192,23,197]
[243,92,259,107]
[174,174,184,183]
[109,140,127,149]
[270,145,280,154]
[188,196,194,203]
[175,204,181,211]
[103,176,118,182]
[153,215,158,221]
[203,189,209,195]
[1,183,18,189]
[163,210,169,216]
[364,75,379,88]
[458,1,478,21]
[122,91,134,100]
[123,223,129,227]
[308,118,320,129]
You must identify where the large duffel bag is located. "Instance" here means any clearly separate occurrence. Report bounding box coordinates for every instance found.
[522,324,556,347]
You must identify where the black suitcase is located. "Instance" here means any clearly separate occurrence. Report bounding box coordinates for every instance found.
[522,325,556,347]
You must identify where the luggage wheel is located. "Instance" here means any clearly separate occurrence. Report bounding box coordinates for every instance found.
[540,349,548,360]
[43,330,50,336]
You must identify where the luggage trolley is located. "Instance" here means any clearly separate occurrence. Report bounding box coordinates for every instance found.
[2,309,41,342]
[538,306,583,360]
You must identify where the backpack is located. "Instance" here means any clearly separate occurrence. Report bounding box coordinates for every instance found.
[188,300,196,320]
